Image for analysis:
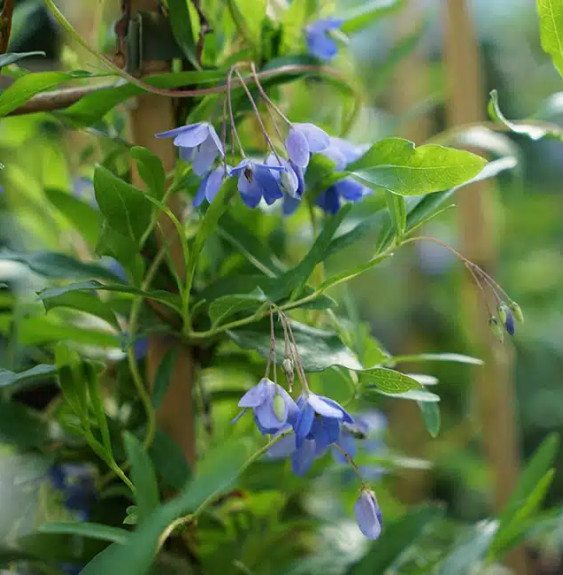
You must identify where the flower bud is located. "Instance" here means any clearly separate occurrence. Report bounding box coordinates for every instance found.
[282,357,294,386]
[273,393,287,422]
[354,488,382,540]
[510,301,524,323]
[488,316,504,343]
[497,303,508,324]
[504,308,515,336]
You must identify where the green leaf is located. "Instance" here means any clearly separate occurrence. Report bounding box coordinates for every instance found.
[0,251,121,282]
[488,89,563,141]
[350,505,443,575]
[0,364,56,393]
[55,343,87,418]
[359,368,422,393]
[341,0,405,34]
[38,280,182,315]
[389,352,483,366]
[209,288,267,327]
[45,188,102,246]
[123,432,160,525]
[385,190,406,239]
[325,212,386,259]
[80,439,250,575]
[42,290,119,329]
[364,387,440,402]
[418,401,440,438]
[228,319,361,372]
[93,165,153,245]
[84,362,113,454]
[348,138,487,196]
[96,224,145,285]
[38,522,129,544]
[149,430,191,491]
[130,147,166,200]
[537,0,563,78]
[0,401,50,448]
[168,0,199,68]
[152,349,179,409]
[0,51,45,67]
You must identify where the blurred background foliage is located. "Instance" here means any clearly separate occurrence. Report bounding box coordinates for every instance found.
[0,0,562,574]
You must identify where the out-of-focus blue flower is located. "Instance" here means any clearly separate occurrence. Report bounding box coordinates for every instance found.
[291,438,317,476]
[73,177,98,209]
[48,463,96,522]
[306,18,343,62]
[134,336,149,360]
[193,165,228,207]
[156,122,224,176]
[293,393,353,451]
[332,410,387,465]
[317,137,371,214]
[285,123,330,168]
[103,257,127,282]
[234,378,298,434]
[231,159,284,207]
[354,489,383,540]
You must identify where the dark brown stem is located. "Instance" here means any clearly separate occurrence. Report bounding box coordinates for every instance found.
[0,0,14,62]
[7,86,101,116]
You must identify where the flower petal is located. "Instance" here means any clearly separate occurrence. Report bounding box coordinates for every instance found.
[173,123,210,148]
[238,172,262,208]
[297,123,330,152]
[254,165,283,205]
[318,396,354,423]
[193,173,209,207]
[332,429,357,464]
[238,379,269,407]
[291,439,317,476]
[207,124,225,157]
[316,187,341,214]
[155,122,205,140]
[231,408,247,424]
[354,490,382,540]
[335,178,368,201]
[294,403,315,445]
[310,416,341,451]
[286,128,310,168]
[205,167,226,203]
[307,394,343,419]
[283,195,301,216]
[192,137,219,176]
[267,428,296,458]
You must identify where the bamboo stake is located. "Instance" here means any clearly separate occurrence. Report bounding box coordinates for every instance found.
[128,0,196,467]
[442,1,526,572]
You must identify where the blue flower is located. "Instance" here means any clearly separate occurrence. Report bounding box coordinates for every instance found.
[354,489,383,540]
[285,123,330,168]
[293,393,353,451]
[231,159,284,207]
[317,137,371,213]
[156,122,224,176]
[235,378,298,434]
[306,18,344,62]
[48,463,96,522]
[193,165,228,207]
[504,308,515,336]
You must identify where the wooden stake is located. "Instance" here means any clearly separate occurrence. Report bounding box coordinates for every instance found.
[128,0,196,467]
[442,1,526,572]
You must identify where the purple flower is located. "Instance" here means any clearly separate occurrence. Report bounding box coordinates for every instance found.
[193,165,228,207]
[306,18,343,62]
[504,308,515,336]
[285,123,330,168]
[354,489,383,540]
[156,122,224,176]
[291,438,318,476]
[234,378,298,434]
[231,159,284,207]
[293,393,353,451]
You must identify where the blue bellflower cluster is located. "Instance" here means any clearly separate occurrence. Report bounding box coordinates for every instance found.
[233,309,383,540]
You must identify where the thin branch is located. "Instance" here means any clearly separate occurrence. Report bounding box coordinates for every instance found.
[0,0,14,58]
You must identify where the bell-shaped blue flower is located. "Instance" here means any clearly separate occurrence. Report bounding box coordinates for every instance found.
[354,489,383,540]
[291,438,317,476]
[235,378,298,434]
[193,166,228,207]
[333,410,387,466]
[306,18,344,62]
[156,122,224,176]
[293,393,353,451]
[285,123,330,168]
[231,159,284,207]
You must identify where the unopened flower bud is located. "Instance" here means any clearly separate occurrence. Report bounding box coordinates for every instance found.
[497,303,508,324]
[282,357,294,385]
[489,316,504,343]
[504,308,515,336]
[273,393,286,422]
[509,301,524,323]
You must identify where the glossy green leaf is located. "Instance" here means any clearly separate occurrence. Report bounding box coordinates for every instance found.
[364,386,440,402]
[123,432,160,525]
[389,352,483,366]
[537,0,563,78]
[348,138,487,196]
[325,212,386,259]
[488,89,563,141]
[359,368,422,393]
[39,522,129,544]
[45,188,101,246]
[341,0,405,33]
[418,401,440,438]
[350,506,443,575]
[96,224,145,285]
[55,343,87,418]
[0,251,121,282]
[0,364,56,393]
[94,165,153,245]
[149,430,191,491]
[209,288,267,327]
[42,290,119,329]
[385,190,406,239]
[152,349,179,409]
[228,319,361,372]
[130,147,166,200]
[0,51,45,67]
[168,0,199,68]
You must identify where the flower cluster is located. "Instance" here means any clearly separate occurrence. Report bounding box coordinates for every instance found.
[233,308,383,540]
[155,66,369,215]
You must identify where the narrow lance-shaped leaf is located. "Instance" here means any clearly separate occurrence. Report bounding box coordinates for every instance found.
[0,51,45,67]
[168,0,199,68]
[130,147,166,200]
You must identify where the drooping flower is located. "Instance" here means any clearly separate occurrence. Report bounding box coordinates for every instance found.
[354,489,383,540]
[306,18,344,62]
[155,122,224,176]
[285,123,330,168]
[193,165,228,207]
[265,154,305,215]
[231,159,284,207]
[235,378,298,434]
[316,137,372,214]
[293,392,353,451]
